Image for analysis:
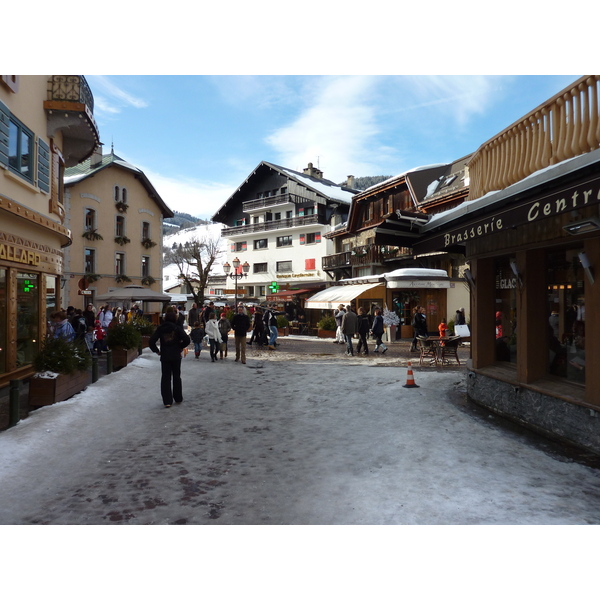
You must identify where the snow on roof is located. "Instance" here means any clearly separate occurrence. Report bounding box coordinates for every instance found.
[385,268,449,279]
[281,168,354,203]
[361,163,450,194]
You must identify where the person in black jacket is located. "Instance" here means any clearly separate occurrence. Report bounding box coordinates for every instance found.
[149,311,191,408]
[231,305,251,363]
[410,306,428,352]
[356,307,371,355]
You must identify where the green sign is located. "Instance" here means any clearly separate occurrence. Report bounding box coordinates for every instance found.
[269,281,280,293]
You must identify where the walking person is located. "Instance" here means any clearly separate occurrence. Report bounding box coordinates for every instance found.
[188,303,199,330]
[205,312,222,363]
[333,304,346,344]
[231,305,251,364]
[190,321,205,359]
[341,304,358,356]
[218,312,231,359]
[356,307,370,355]
[249,307,265,346]
[148,311,191,408]
[410,306,428,351]
[265,304,284,350]
[371,308,387,354]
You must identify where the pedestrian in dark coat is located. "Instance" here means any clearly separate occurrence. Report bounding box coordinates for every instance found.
[370,308,387,353]
[149,311,191,407]
[341,304,358,356]
[356,307,370,355]
[411,306,428,351]
[231,306,251,363]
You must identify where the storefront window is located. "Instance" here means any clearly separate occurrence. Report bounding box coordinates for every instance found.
[46,274,57,323]
[0,269,6,375]
[495,257,518,363]
[16,273,39,368]
[547,248,585,385]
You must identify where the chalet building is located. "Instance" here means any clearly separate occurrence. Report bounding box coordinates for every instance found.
[321,156,472,334]
[63,148,174,312]
[0,75,99,389]
[413,75,600,453]
[211,161,357,318]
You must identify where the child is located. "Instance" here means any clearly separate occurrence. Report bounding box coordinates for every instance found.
[190,321,205,359]
[93,320,106,354]
[438,318,449,339]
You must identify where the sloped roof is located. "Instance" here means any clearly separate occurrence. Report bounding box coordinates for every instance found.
[64,151,174,218]
[410,153,472,205]
[211,160,359,223]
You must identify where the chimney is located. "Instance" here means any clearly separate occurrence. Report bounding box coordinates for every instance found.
[303,162,323,179]
[90,145,103,168]
[346,175,355,188]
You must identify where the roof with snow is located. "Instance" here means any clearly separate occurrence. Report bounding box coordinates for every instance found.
[64,151,174,218]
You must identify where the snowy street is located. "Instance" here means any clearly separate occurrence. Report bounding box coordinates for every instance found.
[1,340,600,525]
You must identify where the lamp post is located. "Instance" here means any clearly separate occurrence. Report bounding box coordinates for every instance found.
[223,257,250,308]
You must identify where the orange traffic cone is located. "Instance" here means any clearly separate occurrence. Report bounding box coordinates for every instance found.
[403,361,419,388]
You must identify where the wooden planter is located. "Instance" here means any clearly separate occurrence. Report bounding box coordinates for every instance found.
[277,327,289,337]
[141,335,151,349]
[29,370,89,407]
[318,329,336,338]
[111,347,138,369]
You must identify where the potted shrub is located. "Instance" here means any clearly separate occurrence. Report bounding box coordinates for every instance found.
[115,200,128,213]
[82,229,103,241]
[317,315,337,338]
[383,307,400,343]
[29,337,91,406]
[276,314,289,337]
[131,316,156,349]
[141,238,157,249]
[106,322,142,369]
[141,275,156,286]
[114,235,131,246]
[114,274,132,284]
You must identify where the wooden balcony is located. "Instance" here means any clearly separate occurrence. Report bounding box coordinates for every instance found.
[44,75,100,167]
[242,193,306,212]
[468,75,600,200]
[223,214,327,237]
[322,245,411,270]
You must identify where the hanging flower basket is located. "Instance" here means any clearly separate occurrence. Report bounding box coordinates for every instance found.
[84,273,101,284]
[141,276,156,286]
[82,229,103,241]
[141,238,157,249]
[115,201,128,213]
[114,236,131,246]
[115,274,132,284]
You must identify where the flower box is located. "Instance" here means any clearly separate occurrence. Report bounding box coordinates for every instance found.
[29,371,89,407]
[318,329,336,338]
[111,347,138,369]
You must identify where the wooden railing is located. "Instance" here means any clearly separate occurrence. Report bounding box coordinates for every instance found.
[468,75,600,200]
[322,246,411,270]
[242,193,305,212]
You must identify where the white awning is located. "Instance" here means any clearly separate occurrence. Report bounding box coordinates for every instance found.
[305,283,384,310]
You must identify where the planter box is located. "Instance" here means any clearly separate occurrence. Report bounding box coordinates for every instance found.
[29,371,89,407]
[318,329,336,338]
[401,325,414,339]
[141,335,151,349]
[277,327,289,337]
[111,347,138,369]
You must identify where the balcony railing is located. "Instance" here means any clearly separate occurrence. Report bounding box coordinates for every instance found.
[322,246,410,270]
[223,214,326,236]
[47,75,94,112]
[242,193,307,212]
[468,75,600,200]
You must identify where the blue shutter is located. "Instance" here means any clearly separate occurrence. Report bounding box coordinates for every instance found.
[37,138,50,193]
[0,100,9,169]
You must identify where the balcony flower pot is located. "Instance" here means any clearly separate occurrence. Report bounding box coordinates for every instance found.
[30,337,91,407]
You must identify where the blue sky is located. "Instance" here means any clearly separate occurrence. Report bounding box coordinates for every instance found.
[86,75,581,220]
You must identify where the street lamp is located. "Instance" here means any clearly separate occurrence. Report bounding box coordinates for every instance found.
[223,257,250,308]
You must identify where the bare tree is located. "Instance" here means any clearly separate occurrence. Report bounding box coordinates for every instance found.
[164,228,223,306]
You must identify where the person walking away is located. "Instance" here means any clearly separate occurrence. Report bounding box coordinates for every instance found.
[205,312,222,363]
[333,304,346,344]
[356,307,370,355]
[341,304,358,356]
[371,308,387,354]
[250,307,265,345]
[231,305,251,364]
[149,311,191,408]
[201,302,215,327]
[264,304,284,350]
[218,312,231,359]
[410,305,428,351]
[51,311,76,341]
[188,303,199,331]
[455,307,466,326]
[190,321,205,359]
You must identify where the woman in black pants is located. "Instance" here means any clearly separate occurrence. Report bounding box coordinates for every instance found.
[410,306,428,352]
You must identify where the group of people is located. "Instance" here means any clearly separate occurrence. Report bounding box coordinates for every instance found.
[332,304,389,356]
[48,303,144,355]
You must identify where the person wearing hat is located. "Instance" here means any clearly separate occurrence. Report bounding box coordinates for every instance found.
[455,307,466,326]
[333,304,346,344]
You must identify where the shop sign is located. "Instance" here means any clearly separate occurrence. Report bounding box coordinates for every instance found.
[416,173,600,253]
[78,290,92,295]
[0,243,41,266]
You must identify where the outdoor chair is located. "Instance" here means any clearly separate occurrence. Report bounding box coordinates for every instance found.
[417,336,438,366]
[439,336,461,366]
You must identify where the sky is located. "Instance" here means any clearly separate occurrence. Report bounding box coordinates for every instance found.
[12,3,596,222]
[84,74,581,220]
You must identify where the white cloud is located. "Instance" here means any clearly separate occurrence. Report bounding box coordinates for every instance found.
[141,169,235,220]
[265,76,396,181]
[87,75,149,116]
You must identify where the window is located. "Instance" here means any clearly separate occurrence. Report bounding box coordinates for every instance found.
[246,286,255,296]
[0,269,5,374]
[304,207,315,216]
[142,221,150,239]
[115,215,125,237]
[274,213,281,220]
[114,186,120,202]
[115,252,125,275]
[16,273,39,367]
[277,235,292,247]
[494,256,518,364]
[85,208,96,231]
[122,188,127,203]
[235,218,246,226]
[306,233,316,244]
[286,210,293,219]
[142,255,150,278]
[254,239,268,250]
[253,263,268,273]
[253,216,259,224]
[277,261,292,273]
[8,117,33,181]
[235,241,246,252]
[84,248,95,273]
[281,187,287,195]
[258,286,266,296]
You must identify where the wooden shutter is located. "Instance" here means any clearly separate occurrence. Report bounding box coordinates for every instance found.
[305,258,316,270]
[0,99,9,168]
[37,138,50,193]
[315,233,321,243]
[299,234,305,245]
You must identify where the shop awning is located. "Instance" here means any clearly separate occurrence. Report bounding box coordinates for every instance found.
[305,283,384,310]
[265,288,316,302]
